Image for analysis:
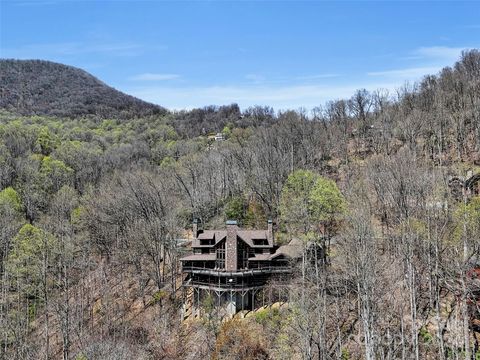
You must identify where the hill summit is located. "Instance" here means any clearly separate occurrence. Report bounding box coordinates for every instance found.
[0,59,166,119]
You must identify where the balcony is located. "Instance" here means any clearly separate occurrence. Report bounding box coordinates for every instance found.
[181,265,291,277]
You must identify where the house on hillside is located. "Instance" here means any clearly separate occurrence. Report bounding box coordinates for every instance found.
[214,132,225,141]
[206,132,225,141]
[448,171,480,200]
[180,220,300,318]
[465,172,480,197]
[448,175,466,201]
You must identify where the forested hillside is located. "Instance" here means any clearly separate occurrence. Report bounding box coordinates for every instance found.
[0,50,480,359]
[0,60,166,119]
[0,59,276,137]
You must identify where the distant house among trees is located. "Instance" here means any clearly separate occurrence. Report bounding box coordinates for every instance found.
[180,220,301,318]
[214,132,225,141]
[448,171,480,200]
[465,172,480,197]
[206,132,225,141]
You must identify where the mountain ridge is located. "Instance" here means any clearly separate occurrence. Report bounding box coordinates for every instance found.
[0,59,166,119]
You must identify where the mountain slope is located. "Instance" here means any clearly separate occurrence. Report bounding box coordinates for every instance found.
[0,59,166,118]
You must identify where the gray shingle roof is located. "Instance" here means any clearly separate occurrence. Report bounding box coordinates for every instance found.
[180,254,216,261]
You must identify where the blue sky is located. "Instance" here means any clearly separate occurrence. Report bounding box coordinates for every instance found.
[1,1,479,110]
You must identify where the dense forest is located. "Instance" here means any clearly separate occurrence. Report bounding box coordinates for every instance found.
[0,50,480,359]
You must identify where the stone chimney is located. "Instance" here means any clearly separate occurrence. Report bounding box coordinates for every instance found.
[192,218,199,238]
[267,219,273,245]
[225,220,238,271]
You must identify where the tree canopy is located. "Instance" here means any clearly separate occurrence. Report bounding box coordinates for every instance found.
[280,169,345,238]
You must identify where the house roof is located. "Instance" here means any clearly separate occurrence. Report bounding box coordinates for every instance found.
[249,239,304,261]
[193,231,227,247]
[248,254,272,261]
[179,254,216,262]
[197,230,226,240]
[237,230,273,247]
[466,173,480,189]
[275,238,304,259]
[193,229,273,248]
[181,237,303,263]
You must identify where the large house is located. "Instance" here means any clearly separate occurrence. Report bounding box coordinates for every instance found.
[180,220,297,317]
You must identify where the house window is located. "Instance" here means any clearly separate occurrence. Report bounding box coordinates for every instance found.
[253,238,268,246]
[216,242,225,269]
[237,240,249,269]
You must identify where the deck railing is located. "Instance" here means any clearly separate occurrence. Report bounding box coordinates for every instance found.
[184,279,269,290]
[181,265,291,276]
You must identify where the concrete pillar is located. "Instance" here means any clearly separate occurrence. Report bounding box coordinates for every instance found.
[226,290,236,316]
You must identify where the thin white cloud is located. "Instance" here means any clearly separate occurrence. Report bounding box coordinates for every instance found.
[126,81,401,111]
[1,41,152,58]
[415,46,466,62]
[368,66,441,78]
[295,74,340,80]
[368,46,474,81]
[243,73,340,85]
[127,45,473,110]
[130,73,181,81]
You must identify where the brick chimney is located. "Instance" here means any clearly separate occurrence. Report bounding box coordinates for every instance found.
[225,220,238,271]
[267,219,273,245]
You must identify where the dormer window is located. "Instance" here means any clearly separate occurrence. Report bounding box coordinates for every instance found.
[253,238,268,246]
[200,239,214,246]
